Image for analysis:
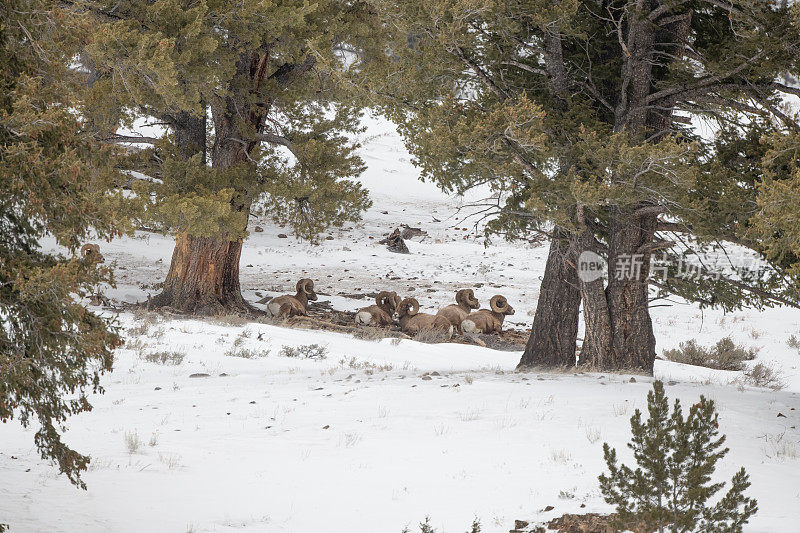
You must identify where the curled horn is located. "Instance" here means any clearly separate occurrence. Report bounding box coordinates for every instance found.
[465,288,479,307]
[297,278,314,294]
[392,293,402,310]
[80,243,100,258]
[375,290,393,307]
[490,295,509,313]
[400,297,419,316]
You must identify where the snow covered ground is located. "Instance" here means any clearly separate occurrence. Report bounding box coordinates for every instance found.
[2,115,799,532]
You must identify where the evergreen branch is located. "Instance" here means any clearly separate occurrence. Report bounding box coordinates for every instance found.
[453,46,509,100]
[645,51,766,105]
[253,132,296,156]
[103,135,160,144]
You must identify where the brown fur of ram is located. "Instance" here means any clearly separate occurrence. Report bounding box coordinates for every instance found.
[355,291,401,327]
[461,295,514,334]
[436,289,479,333]
[397,298,453,339]
[267,278,318,318]
[80,243,105,263]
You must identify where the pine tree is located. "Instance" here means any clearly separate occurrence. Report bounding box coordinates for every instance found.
[369,0,800,371]
[599,381,758,532]
[79,0,382,313]
[1,0,127,493]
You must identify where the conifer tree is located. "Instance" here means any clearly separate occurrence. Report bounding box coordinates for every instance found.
[79,0,381,313]
[370,0,800,371]
[599,381,758,532]
[1,0,127,491]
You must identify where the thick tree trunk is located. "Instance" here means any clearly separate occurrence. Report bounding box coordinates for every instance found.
[149,233,247,314]
[517,230,581,369]
[149,110,253,314]
[580,209,658,372]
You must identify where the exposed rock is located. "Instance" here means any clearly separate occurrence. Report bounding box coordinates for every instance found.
[189,373,210,378]
[399,224,428,240]
[278,233,288,238]
[546,513,618,533]
[379,229,410,254]
[254,226,264,232]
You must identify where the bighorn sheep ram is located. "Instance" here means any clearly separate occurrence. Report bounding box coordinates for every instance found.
[461,295,514,334]
[437,289,480,333]
[80,244,108,305]
[266,278,318,318]
[397,297,453,339]
[355,291,402,327]
[80,243,104,263]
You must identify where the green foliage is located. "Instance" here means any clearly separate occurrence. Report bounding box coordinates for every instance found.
[83,0,382,243]
[663,338,756,371]
[257,104,371,242]
[599,381,758,532]
[370,0,800,311]
[1,0,125,489]
[752,129,800,288]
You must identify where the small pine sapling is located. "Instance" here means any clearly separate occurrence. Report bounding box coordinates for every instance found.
[599,381,757,532]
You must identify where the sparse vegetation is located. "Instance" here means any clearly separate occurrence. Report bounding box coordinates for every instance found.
[124,430,142,454]
[550,449,572,464]
[762,433,798,462]
[279,344,328,359]
[401,517,481,533]
[413,328,450,344]
[743,363,785,390]
[127,311,162,337]
[352,326,390,341]
[585,426,601,444]
[663,337,757,371]
[143,350,186,365]
[225,347,270,359]
[788,334,800,353]
[158,452,182,469]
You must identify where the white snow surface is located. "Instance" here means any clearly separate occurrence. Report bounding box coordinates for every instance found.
[2,115,800,532]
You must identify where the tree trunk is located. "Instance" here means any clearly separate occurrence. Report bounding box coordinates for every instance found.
[148,110,253,314]
[580,209,658,372]
[518,230,581,369]
[149,233,247,314]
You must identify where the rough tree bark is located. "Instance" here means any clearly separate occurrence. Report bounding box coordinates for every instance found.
[150,234,246,313]
[518,229,581,368]
[580,210,658,371]
[149,54,315,314]
[148,109,253,314]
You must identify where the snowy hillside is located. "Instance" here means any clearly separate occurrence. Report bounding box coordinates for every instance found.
[1,116,799,532]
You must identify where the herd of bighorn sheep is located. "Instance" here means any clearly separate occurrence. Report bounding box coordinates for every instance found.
[81,245,515,338]
[266,281,515,338]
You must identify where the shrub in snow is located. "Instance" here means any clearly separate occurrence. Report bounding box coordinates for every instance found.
[143,350,186,365]
[401,517,480,533]
[278,344,328,359]
[742,363,784,390]
[662,337,756,371]
[599,380,757,532]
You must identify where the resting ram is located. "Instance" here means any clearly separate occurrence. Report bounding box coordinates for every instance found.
[80,243,105,263]
[266,278,318,318]
[355,291,402,327]
[461,295,514,334]
[397,297,453,339]
[436,289,480,333]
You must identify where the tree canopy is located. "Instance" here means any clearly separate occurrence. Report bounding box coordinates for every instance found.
[1,0,127,488]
